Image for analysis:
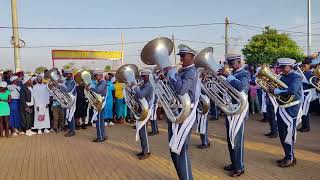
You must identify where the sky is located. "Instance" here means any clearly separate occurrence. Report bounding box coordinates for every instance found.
[1,0,320,72]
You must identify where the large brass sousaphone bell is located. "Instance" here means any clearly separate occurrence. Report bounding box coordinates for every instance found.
[141,37,191,123]
[309,66,320,91]
[115,64,149,121]
[194,47,248,115]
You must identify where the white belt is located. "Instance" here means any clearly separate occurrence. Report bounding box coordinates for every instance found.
[178,103,194,109]
[279,100,300,108]
[303,89,313,93]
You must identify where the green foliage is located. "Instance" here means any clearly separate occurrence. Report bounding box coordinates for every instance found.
[105,65,111,71]
[34,66,47,74]
[63,62,75,70]
[242,27,304,65]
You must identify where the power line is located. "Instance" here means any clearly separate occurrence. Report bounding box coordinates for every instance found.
[0,22,225,30]
[282,19,320,30]
[0,41,149,49]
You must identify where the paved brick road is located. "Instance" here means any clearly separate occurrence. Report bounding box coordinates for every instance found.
[0,113,319,180]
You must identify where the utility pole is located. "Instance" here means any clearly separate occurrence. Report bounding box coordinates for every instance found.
[11,0,22,72]
[307,0,312,56]
[225,17,230,59]
[172,34,177,65]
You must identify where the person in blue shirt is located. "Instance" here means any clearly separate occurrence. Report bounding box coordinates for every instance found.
[63,70,77,137]
[133,70,154,160]
[88,70,108,142]
[269,58,302,168]
[220,54,250,177]
[298,57,314,132]
[103,73,114,125]
[164,45,198,180]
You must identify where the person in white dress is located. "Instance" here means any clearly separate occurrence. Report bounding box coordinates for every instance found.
[33,75,51,134]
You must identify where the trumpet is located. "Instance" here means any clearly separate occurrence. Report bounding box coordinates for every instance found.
[309,66,320,91]
[256,66,295,104]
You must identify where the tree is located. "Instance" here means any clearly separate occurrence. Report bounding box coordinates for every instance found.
[105,65,111,71]
[242,27,304,65]
[63,62,75,70]
[34,66,47,74]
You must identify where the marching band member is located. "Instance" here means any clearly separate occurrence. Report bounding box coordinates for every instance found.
[264,66,279,138]
[164,45,200,180]
[196,93,210,149]
[148,96,159,136]
[220,55,250,177]
[88,70,108,142]
[269,58,302,168]
[132,70,155,160]
[63,70,77,137]
[298,57,314,133]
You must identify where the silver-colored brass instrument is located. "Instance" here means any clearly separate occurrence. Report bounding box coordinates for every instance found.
[81,71,104,111]
[140,37,191,123]
[115,64,149,121]
[45,68,75,109]
[256,66,294,104]
[309,66,320,91]
[198,94,210,114]
[194,47,247,115]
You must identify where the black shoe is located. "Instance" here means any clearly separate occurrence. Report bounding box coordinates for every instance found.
[136,152,144,156]
[278,158,296,168]
[92,137,107,142]
[229,169,245,177]
[64,132,75,137]
[148,132,159,136]
[81,124,87,129]
[197,143,211,149]
[276,158,286,164]
[224,164,234,171]
[260,118,267,122]
[138,153,151,160]
[264,132,273,136]
[298,128,310,132]
[268,133,278,138]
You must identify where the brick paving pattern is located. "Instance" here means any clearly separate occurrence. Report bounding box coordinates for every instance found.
[0,113,319,180]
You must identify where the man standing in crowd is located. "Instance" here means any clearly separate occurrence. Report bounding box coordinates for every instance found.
[88,70,108,142]
[20,76,36,136]
[220,54,250,177]
[63,70,77,137]
[133,70,154,160]
[298,57,314,132]
[269,58,302,167]
[33,75,51,134]
[164,44,200,180]
[7,76,22,136]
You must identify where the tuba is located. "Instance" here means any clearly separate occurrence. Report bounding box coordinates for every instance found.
[115,64,149,121]
[256,66,295,104]
[198,94,210,114]
[309,66,320,91]
[194,47,247,115]
[45,68,75,109]
[140,37,191,123]
[81,71,104,111]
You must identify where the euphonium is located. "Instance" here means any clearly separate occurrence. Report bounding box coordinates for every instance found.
[194,47,247,115]
[256,66,294,104]
[81,71,104,111]
[45,68,75,109]
[198,94,210,114]
[309,66,320,91]
[115,64,149,121]
[140,37,191,123]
